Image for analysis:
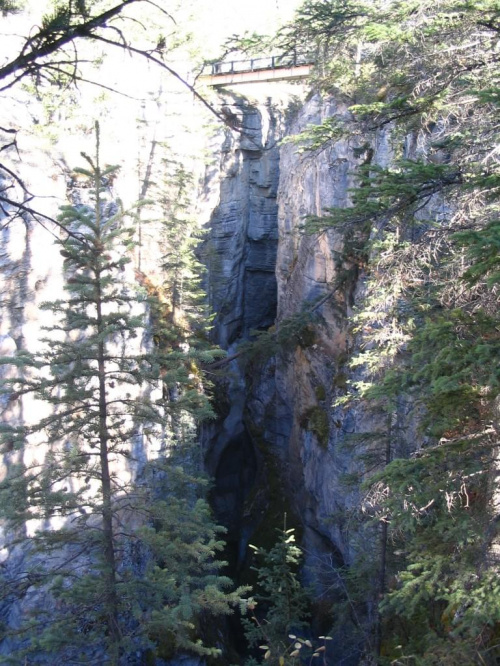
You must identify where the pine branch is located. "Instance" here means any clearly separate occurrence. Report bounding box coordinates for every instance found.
[0,0,139,83]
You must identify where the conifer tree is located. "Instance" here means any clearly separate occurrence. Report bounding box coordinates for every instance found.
[242,525,310,666]
[0,125,243,664]
[155,159,214,355]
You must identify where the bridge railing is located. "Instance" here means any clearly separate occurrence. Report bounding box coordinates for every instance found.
[205,53,314,77]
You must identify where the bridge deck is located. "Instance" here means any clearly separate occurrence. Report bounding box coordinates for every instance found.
[200,54,314,87]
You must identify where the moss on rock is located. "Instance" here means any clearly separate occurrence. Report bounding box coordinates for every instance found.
[300,406,330,449]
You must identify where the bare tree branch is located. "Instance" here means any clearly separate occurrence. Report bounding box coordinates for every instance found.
[0,194,91,245]
[90,33,232,125]
[0,0,140,83]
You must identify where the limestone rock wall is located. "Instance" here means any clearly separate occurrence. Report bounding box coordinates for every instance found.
[203,91,422,662]
[200,93,285,566]
[273,94,380,565]
[204,95,281,351]
[202,92,363,572]
[269,94,423,575]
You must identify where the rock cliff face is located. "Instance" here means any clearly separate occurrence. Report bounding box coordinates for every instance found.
[272,94,389,564]
[204,93,368,562]
[200,92,283,568]
[204,89,421,660]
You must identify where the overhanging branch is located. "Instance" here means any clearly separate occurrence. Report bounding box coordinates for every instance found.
[0,194,91,245]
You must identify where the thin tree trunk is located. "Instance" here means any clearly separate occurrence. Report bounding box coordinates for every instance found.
[94,134,121,663]
[375,419,392,658]
[96,305,121,663]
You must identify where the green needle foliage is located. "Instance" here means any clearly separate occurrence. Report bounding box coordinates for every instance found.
[242,525,310,666]
[155,158,216,348]
[0,125,244,664]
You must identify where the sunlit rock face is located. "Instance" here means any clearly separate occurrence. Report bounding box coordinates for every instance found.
[274,94,371,567]
[260,96,434,663]
[270,95,416,576]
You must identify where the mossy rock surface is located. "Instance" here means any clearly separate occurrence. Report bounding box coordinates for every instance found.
[315,384,326,402]
[300,406,330,449]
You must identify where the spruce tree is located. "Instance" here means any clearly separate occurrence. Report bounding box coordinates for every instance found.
[0,125,243,664]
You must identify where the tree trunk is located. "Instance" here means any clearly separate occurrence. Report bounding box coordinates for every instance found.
[374,419,392,658]
[94,145,120,663]
[96,312,121,663]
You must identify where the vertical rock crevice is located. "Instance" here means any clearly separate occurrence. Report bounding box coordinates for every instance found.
[202,93,284,572]
[203,92,367,582]
[208,95,280,349]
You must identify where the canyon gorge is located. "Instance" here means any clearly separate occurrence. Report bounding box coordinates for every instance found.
[1,2,500,665]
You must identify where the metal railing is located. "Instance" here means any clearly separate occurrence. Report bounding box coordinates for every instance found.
[207,53,314,76]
